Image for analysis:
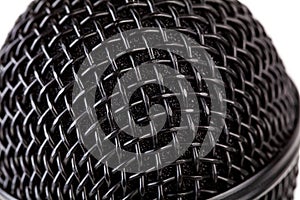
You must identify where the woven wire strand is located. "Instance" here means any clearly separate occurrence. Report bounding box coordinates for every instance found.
[0,0,299,199]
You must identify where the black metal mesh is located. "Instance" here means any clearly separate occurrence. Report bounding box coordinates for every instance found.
[259,162,298,200]
[0,0,299,199]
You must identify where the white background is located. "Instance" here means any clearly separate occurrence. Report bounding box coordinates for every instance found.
[0,0,299,199]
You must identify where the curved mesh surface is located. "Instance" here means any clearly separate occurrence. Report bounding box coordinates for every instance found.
[0,0,299,199]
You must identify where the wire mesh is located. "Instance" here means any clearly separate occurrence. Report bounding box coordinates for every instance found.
[0,0,299,199]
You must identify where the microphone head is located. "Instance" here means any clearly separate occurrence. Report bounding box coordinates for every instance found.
[0,0,299,199]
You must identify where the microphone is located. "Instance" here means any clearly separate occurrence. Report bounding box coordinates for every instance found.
[0,0,299,199]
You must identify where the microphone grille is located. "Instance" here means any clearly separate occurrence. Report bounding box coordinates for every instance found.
[0,0,299,199]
